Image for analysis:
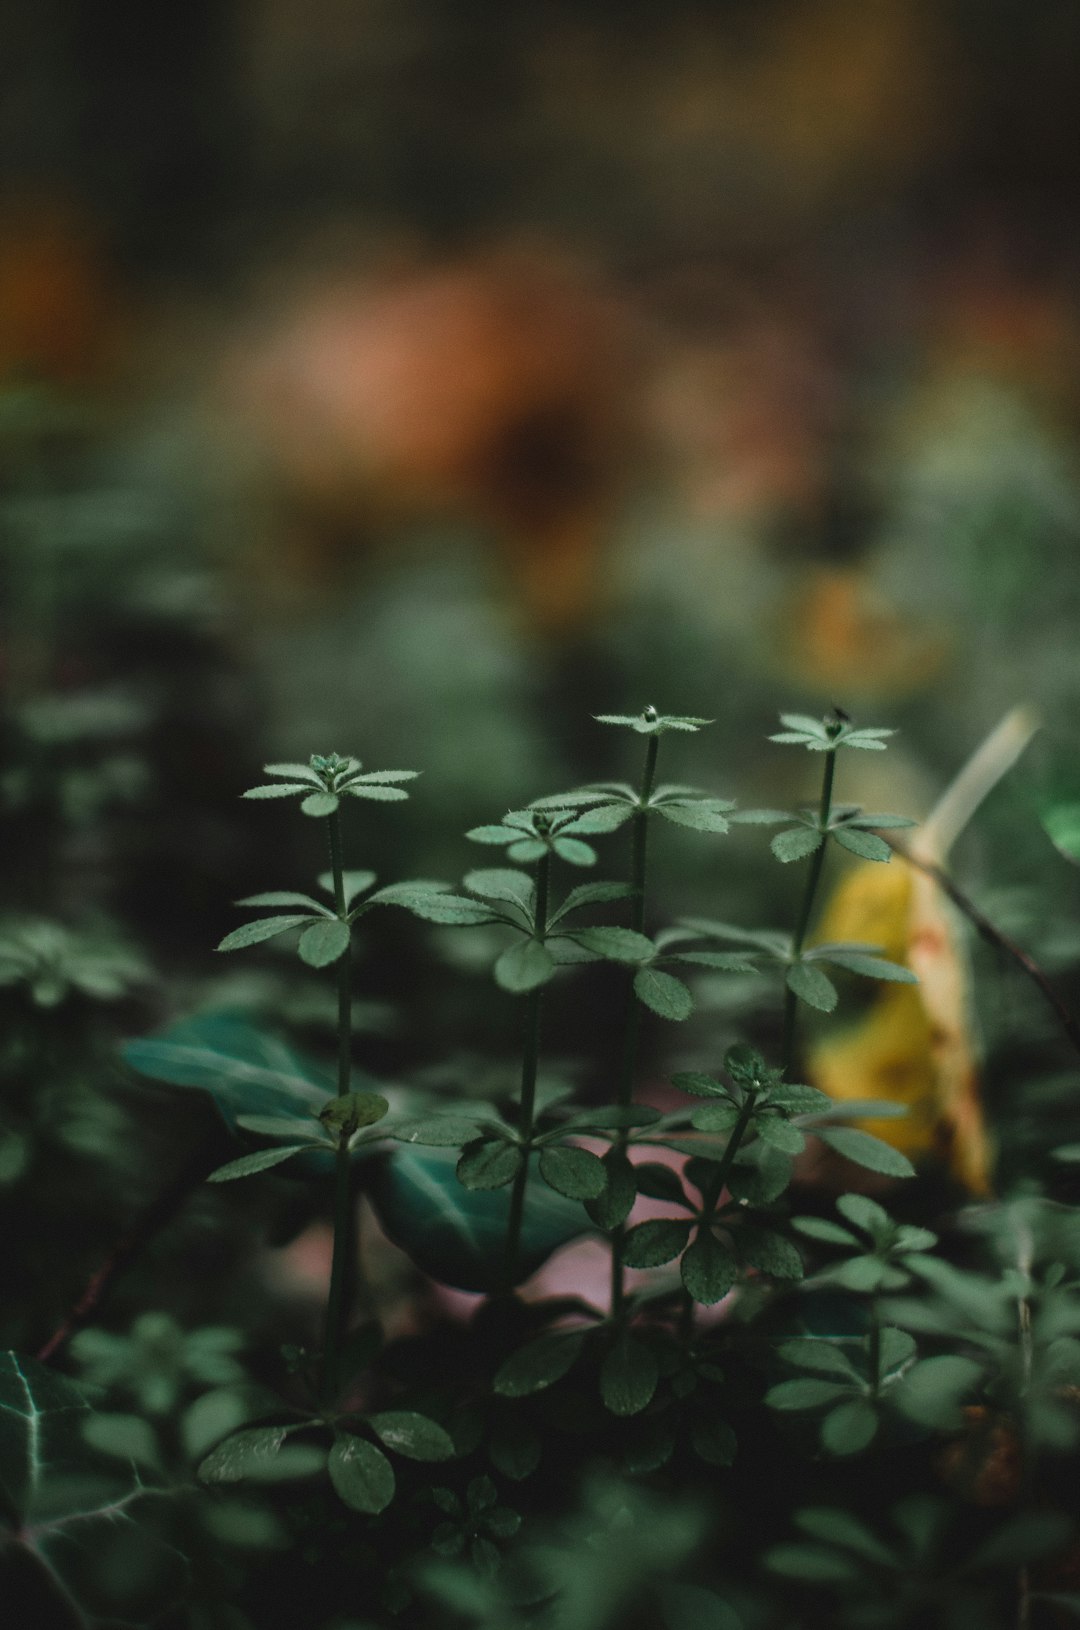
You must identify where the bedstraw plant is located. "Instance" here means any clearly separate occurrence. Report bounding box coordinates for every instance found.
[5,706,1080,1630]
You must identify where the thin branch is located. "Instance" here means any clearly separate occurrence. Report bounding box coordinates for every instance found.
[889,840,1080,1060]
[36,1138,218,1364]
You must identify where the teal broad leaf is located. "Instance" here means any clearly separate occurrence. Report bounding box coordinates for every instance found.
[368,1147,592,1292]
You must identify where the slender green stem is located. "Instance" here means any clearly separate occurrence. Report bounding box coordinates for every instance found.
[680,1086,760,1344]
[321,808,355,1404]
[782,747,837,1074]
[610,729,660,1321]
[700,1088,760,1218]
[867,1302,882,1399]
[503,852,551,1292]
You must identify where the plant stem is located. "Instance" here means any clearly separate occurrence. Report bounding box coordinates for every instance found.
[610,730,660,1321]
[782,747,837,1073]
[867,1302,882,1399]
[503,851,551,1292]
[321,808,355,1404]
[888,841,1080,1059]
[701,1087,761,1217]
[680,1086,761,1344]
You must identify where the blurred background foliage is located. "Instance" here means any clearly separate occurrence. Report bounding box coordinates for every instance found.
[3,0,1080,1405]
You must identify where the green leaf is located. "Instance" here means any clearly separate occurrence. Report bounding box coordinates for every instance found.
[243,782,311,799]
[399,893,502,924]
[488,1416,541,1480]
[347,769,419,785]
[300,791,339,817]
[319,1090,390,1136]
[538,1143,607,1200]
[634,967,693,1020]
[691,1102,741,1133]
[233,1112,325,1140]
[298,918,351,967]
[880,1328,917,1372]
[963,1511,1073,1574]
[236,890,330,912]
[791,1216,860,1246]
[600,1334,659,1416]
[207,1144,309,1182]
[367,1411,456,1461]
[456,1140,523,1191]
[796,1507,895,1565]
[831,1256,891,1293]
[766,1378,854,1410]
[464,869,535,910]
[846,811,916,829]
[217,914,314,951]
[466,824,515,845]
[262,762,321,784]
[658,1581,742,1630]
[725,1144,794,1205]
[392,1116,486,1147]
[754,1116,806,1155]
[894,1355,984,1429]
[494,939,555,993]
[567,926,654,962]
[123,1016,334,1133]
[689,1414,738,1468]
[0,1354,187,1621]
[622,1218,692,1268]
[368,1147,588,1292]
[737,1227,803,1278]
[560,803,635,834]
[494,1330,588,1396]
[681,1230,736,1305]
[786,960,838,1012]
[531,788,618,809]
[777,1340,860,1379]
[584,1148,638,1229]
[328,1434,395,1513]
[552,837,596,867]
[765,1543,861,1583]
[831,827,892,862]
[671,1071,728,1098]
[821,1398,878,1456]
[771,826,825,863]
[653,801,731,833]
[1043,803,1080,865]
[670,950,757,972]
[814,948,916,983]
[344,784,408,802]
[770,1082,833,1114]
[777,712,829,737]
[834,1193,892,1235]
[199,1425,326,1483]
[815,1128,916,1178]
[551,881,636,923]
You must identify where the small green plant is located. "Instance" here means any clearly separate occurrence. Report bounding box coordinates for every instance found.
[4,705,1078,1630]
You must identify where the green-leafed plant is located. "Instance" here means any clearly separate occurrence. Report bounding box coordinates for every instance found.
[4,707,1080,1630]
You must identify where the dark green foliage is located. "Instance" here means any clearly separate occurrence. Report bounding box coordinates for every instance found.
[9,689,1080,1630]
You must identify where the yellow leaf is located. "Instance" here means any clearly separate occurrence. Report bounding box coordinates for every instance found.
[806,708,1039,1194]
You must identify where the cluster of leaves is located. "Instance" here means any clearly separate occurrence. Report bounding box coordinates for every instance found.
[0,916,150,1007]
[5,703,1079,1630]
